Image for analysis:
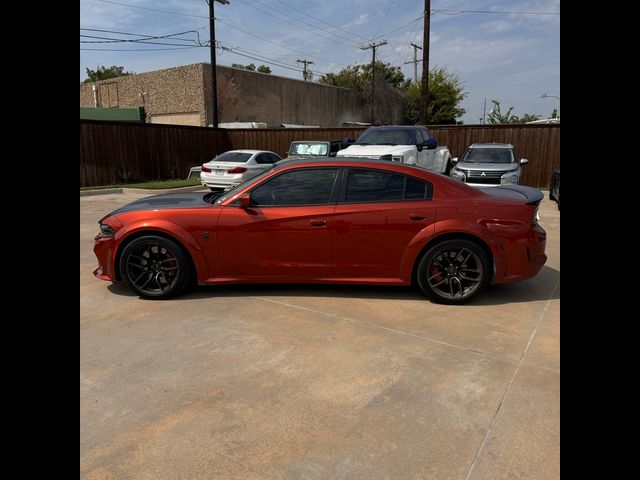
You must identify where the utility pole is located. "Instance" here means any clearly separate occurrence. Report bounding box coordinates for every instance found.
[419,0,431,125]
[296,59,314,81]
[404,43,422,82]
[360,40,387,124]
[482,97,487,124]
[208,0,230,127]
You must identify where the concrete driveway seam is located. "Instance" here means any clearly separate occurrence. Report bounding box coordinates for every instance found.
[221,287,544,370]
[463,277,560,480]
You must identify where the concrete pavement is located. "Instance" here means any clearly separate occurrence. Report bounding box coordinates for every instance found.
[80,191,560,480]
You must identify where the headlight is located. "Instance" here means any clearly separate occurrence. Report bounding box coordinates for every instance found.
[501,172,519,184]
[391,155,404,162]
[99,223,116,237]
[450,168,466,181]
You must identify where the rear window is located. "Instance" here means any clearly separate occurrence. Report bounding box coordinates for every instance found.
[213,151,253,163]
[289,143,328,156]
[343,169,432,203]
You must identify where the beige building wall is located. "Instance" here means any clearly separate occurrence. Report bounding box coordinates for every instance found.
[80,63,403,127]
[80,64,207,125]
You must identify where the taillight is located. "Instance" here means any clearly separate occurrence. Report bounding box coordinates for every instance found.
[532,208,540,226]
[227,167,247,174]
[201,165,212,173]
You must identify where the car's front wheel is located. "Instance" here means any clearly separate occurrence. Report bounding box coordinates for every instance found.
[119,235,193,299]
[416,239,490,304]
[444,159,452,175]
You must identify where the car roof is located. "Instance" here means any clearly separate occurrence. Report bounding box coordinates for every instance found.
[223,149,273,154]
[290,140,339,144]
[366,125,424,130]
[468,143,514,149]
[274,157,428,173]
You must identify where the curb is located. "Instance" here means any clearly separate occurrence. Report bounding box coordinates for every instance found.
[80,185,208,197]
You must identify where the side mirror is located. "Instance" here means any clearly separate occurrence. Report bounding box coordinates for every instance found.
[452,157,459,163]
[416,143,424,152]
[520,158,529,165]
[426,137,437,149]
[238,194,251,208]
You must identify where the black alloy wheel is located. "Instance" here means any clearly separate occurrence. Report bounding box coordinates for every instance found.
[119,235,192,299]
[417,239,489,304]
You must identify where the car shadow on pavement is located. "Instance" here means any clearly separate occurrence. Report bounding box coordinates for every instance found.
[108,265,559,306]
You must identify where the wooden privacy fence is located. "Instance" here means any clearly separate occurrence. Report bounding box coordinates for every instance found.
[80,120,559,188]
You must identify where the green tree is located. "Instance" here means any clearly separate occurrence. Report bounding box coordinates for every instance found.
[487,100,542,124]
[319,61,408,90]
[257,65,271,74]
[83,65,134,83]
[402,67,467,124]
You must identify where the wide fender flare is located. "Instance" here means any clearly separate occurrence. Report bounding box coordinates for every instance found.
[113,219,209,279]
[399,219,506,281]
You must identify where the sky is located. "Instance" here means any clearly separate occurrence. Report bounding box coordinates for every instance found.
[80,0,560,124]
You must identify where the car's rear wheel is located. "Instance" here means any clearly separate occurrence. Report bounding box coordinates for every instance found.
[119,235,192,299]
[416,239,490,304]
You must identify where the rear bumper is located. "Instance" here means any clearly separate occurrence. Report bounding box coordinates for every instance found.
[495,224,547,284]
[201,172,243,189]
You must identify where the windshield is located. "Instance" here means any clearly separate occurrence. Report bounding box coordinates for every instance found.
[211,151,253,163]
[462,148,514,164]
[213,167,277,205]
[289,143,328,156]
[355,128,413,145]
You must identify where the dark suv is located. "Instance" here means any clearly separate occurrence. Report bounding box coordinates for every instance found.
[450,143,528,186]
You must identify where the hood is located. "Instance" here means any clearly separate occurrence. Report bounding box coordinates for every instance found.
[337,144,414,157]
[456,162,519,172]
[106,192,212,218]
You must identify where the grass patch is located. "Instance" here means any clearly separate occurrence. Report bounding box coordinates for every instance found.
[81,178,202,191]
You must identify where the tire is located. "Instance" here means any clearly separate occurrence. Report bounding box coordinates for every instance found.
[210,187,224,192]
[119,235,193,299]
[444,159,452,176]
[416,239,490,304]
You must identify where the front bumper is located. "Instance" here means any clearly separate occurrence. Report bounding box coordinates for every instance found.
[93,235,117,282]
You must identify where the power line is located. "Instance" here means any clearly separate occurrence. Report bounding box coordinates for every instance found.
[80,46,201,51]
[222,44,330,76]
[374,15,424,40]
[80,35,203,47]
[215,17,349,67]
[436,9,560,15]
[97,0,210,19]
[80,26,208,37]
[79,26,207,45]
[239,0,362,48]
[219,46,307,74]
[274,0,370,41]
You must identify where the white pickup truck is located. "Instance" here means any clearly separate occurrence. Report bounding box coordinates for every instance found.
[336,125,452,174]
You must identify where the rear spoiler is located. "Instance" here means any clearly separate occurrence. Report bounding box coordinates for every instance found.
[478,185,544,206]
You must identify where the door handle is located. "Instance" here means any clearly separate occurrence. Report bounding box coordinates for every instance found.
[310,219,327,226]
[409,214,427,221]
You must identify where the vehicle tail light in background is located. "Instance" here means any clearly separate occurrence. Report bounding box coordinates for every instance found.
[201,165,212,173]
[227,167,248,174]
